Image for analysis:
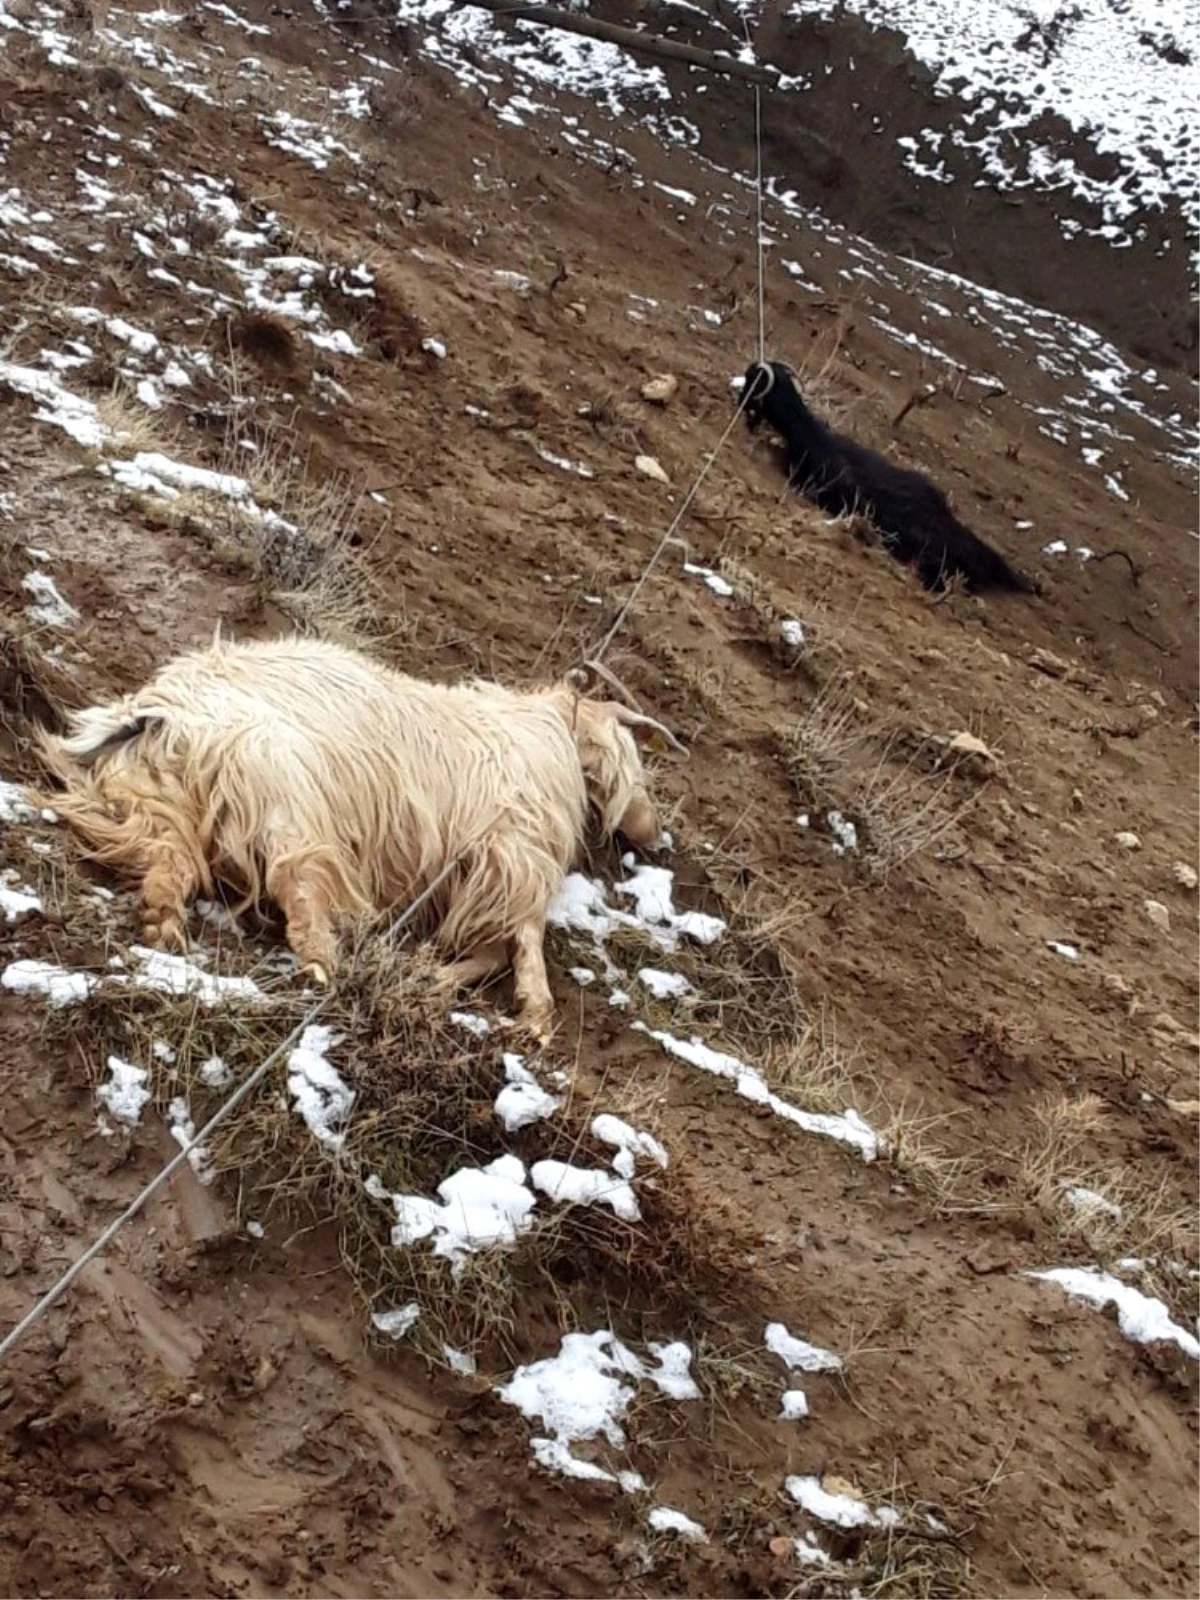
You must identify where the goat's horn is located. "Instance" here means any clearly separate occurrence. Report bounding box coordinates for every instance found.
[610,703,689,758]
[744,360,776,402]
[581,657,642,712]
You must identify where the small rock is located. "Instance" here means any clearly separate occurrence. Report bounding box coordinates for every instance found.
[641,373,678,405]
[1029,647,1070,679]
[1115,831,1141,851]
[767,1536,794,1559]
[946,730,998,763]
[1101,972,1132,998]
[1171,861,1198,891]
[566,300,587,320]
[1070,788,1084,813]
[635,454,670,485]
[1167,1099,1200,1117]
[1143,899,1171,933]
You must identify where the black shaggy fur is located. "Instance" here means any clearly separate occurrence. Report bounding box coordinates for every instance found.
[741,360,1036,595]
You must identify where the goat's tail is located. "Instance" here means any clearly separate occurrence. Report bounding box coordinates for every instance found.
[967,537,1039,596]
[37,701,153,779]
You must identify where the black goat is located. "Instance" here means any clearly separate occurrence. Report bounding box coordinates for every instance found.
[741,360,1036,595]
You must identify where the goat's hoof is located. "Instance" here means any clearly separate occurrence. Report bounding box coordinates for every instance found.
[303,962,332,988]
[515,1013,555,1050]
[142,913,187,952]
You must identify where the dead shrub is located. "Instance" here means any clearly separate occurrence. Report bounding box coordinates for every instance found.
[228,310,301,371]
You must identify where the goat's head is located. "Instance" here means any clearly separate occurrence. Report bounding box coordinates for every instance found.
[740,358,793,431]
[560,664,686,849]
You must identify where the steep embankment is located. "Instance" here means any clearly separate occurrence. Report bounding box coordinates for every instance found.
[0,4,1195,1598]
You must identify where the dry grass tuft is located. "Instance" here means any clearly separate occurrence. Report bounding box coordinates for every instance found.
[761,1005,859,1115]
[94,384,170,457]
[778,683,974,874]
[1016,1093,1197,1264]
[0,613,79,756]
[343,260,425,363]
[56,917,766,1369]
[228,310,302,370]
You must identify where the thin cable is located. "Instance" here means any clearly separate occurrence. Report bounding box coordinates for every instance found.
[590,387,754,665]
[589,29,768,667]
[753,80,766,365]
[0,847,481,1368]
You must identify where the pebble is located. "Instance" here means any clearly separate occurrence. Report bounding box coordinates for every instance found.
[635,454,670,485]
[640,373,678,405]
[1142,899,1171,933]
[1115,831,1141,851]
[1171,861,1198,891]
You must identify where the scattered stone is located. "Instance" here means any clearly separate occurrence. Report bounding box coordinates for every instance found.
[1029,647,1070,679]
[946,730,999,764]
[1167,1099,1200,1117]
[1171,861,1198,891]
[1101,972,1132,999]
[1115,831,1141,851]
[640,373,678,405]
[566,300,587,320]
[1142,899,1171,933]
[635,454,670,485]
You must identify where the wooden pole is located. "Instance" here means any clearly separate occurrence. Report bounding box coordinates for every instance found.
[447,0,776,85]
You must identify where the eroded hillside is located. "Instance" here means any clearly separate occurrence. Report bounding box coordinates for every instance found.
[0,4,1196,1597]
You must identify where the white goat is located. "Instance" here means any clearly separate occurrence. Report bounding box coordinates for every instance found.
[39,635,671,1039]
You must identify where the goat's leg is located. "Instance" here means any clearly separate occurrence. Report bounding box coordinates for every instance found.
[141,837,200,951]
[433,940,509,994]
[267,859,339,986]
[510,917,554,1045]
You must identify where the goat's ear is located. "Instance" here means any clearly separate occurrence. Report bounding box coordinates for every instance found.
[608,704,689,759]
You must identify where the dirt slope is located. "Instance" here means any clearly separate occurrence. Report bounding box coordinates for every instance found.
[0,5,1196,1599]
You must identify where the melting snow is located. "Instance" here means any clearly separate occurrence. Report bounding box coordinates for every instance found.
[635,1025,878,1161]
[549,867,725,957]
[786,0,1196,241]
[96,1056,151,1126]
[0,361,107,448]
[498,1328,697,1485]
[648,1506,708,1541]
[765,1321,843,1373]
[2,958,96,1007]
[1028,1266,1200,1359]
[372,1303,421,1339]
[683,561,734,598]
[23,568,78,629]
[637,967,693,1000]
[786,1474,901,1530]
[530,1160,641,1221]
[377,1154,537,1268]
[128,945,264,1005]
[0,881,41,922]
[1046,939,1082,962]
[780,1389,811,1420]
[287,1025,354,1151]
[0,779,56,824]
[167,1096,214,1183]
[826,811,859,856]
[494,1051,561,1132]
[591,1113,668,1179]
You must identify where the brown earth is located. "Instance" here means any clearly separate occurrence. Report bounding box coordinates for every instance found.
[632,0,1196,374]
[0,5,1197,1600]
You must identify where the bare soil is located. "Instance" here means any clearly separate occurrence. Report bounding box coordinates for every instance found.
[0,5,1196,1599]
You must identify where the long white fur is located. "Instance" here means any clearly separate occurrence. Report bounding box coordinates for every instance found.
[40,635,658,976]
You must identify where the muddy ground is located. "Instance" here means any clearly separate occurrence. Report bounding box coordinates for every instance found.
[0,4,1196,1598]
